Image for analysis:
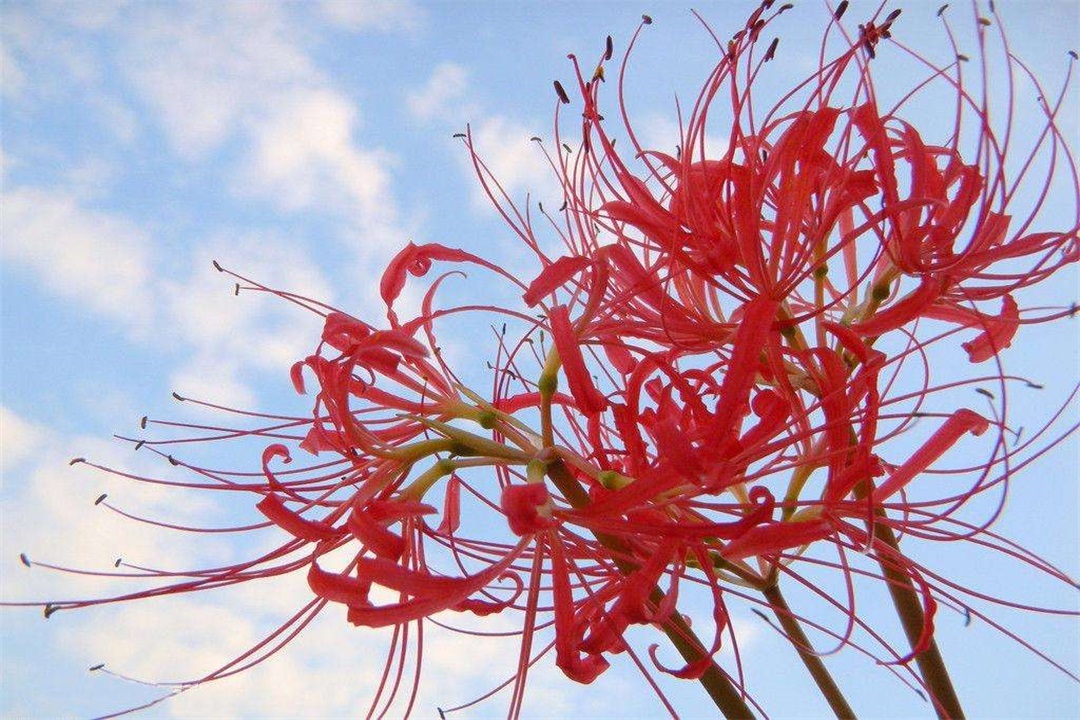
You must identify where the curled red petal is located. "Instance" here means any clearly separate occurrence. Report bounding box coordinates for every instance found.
[550,304,608,413]
[922,295,1020,363]
[873,408,990,501]
[722,517,833,562]
[290,361,307,394]
[308,562,371,608]
[380,242,488,322]
[261,444,291,491]
[256,493,341,542]
[523,255,593,307]
[346,509,405,560]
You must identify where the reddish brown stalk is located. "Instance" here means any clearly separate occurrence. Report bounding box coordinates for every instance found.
[761,583,855,719]
[871,514,965,719]
[546,460,756,719]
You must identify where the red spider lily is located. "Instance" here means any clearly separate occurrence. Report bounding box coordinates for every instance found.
[6,2,1078,719]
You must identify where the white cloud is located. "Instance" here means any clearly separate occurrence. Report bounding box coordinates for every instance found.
[0,406,46,475]
[0,432,216,602]
[316,0,424,33]
[160,232,334,408]
[0,43,25,96]
[60,156,121,201]
[121,3,322,160]
[463,115,557,211]
[0,186,153,330]
[407,63,471,122]
[120,3,406,237]
[233,87,397,224]
[88,94,139,145]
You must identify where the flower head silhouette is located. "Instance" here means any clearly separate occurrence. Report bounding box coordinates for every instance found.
[7,2,1077,718]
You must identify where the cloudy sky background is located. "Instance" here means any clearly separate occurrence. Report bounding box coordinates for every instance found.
[2,1,1078,718]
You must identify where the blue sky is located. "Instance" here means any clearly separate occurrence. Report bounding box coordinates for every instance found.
[1,1,1078,718]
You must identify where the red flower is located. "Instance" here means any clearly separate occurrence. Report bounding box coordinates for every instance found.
[8,3,1077,719]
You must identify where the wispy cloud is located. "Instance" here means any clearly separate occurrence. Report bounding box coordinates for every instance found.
[407,63,472,123]
[160,232,335,408]
[0,187,154,330]
[232,87,397,223]
[316,0,424,33]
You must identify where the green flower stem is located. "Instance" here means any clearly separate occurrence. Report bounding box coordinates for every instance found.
[546,460,755,719]
[761,583,855,719]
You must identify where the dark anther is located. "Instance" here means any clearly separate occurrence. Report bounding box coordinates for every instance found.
[69,457,86,466]
[553,80,570,104]
[963,606,972,626]
[559,199,567,211]
[975,388,994,399]
[1026,381,1045,390]
[134,440,145,451]
[641,14,653,24]
[779,3,793,12]
[139,415,148,429]
[915,689,927,702]
[44,604,58,619]
[562,143,573,154]
[530,136,542,142]
[168,455,180,466]
[172,392,185,401]
[957,53,970,62]
[538,202,544,213]
[885,9,901,23]
[95,493,107,505]
[764,37,779,62]
[604,35,614,60]
[89,663,105,672]
[937,4,949,17]
[114,558,122,567]
[989,0,996,12]
[452,132,466,139]
[20,553,31,568]
[835,1,848,20]
[212,260,223,272]
[438,708,447,720]
[1070,50,1079,60]
[501,323,507,335]
[234,283,240,296]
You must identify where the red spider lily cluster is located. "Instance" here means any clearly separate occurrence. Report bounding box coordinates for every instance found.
[11,2,1078,718]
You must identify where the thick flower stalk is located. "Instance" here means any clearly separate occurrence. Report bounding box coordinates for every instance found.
[6,2,1078,719]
